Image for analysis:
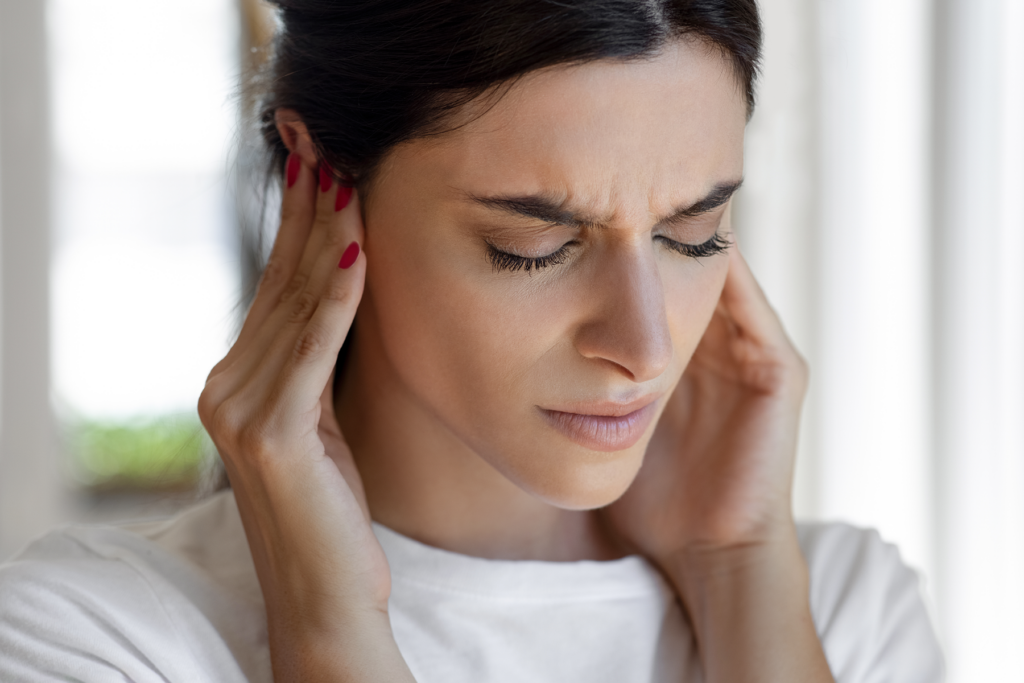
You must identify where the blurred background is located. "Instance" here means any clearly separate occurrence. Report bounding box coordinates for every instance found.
[0,0,1020,681]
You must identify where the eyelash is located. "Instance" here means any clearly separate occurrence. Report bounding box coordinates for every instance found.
[486,232,732,273]
[655,232,733,259]
[486,242,575,273]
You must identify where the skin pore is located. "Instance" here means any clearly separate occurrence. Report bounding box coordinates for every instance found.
[330,38,747,562]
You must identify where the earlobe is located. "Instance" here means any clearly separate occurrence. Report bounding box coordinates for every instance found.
[274,108,319,168]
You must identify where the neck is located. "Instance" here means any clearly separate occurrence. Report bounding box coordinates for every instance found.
[335,325,625,563]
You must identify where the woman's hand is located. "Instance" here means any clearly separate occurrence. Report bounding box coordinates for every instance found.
[198,157,414,682]
[603,245,834,682]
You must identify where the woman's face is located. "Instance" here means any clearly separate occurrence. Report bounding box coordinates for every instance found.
[357,39,747,510]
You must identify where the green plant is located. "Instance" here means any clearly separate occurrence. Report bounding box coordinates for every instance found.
[68,414,212,491]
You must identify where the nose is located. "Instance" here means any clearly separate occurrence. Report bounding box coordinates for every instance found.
[572,244,673,383]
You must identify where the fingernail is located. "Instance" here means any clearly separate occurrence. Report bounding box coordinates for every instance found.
[319,165,332,193]
[335,186,352,212]
[339,242,360,269]
[286,154,300,188]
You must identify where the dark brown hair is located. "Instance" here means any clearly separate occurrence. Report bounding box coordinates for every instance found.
[258,0,762,190]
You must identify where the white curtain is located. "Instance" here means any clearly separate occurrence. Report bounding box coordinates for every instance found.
[738,1,1024,680]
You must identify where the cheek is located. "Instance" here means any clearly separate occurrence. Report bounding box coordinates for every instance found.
[364,217,550,438]
[665,255,729,356]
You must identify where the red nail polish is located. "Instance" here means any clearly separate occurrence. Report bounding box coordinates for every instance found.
[339,242,360,269]
[335,186,352,211]
[286,154,300,188]
[319,165,332,193]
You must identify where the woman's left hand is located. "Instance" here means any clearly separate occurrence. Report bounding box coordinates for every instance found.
[602,245,834,683]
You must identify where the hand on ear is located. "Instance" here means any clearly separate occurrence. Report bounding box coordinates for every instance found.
[275,108,319,168]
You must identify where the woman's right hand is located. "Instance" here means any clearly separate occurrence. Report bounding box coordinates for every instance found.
[198,155,415,682]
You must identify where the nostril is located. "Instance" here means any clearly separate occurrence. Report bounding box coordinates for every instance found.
[574,311,674,384]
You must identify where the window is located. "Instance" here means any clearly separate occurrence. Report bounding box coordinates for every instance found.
[50,0,240,492]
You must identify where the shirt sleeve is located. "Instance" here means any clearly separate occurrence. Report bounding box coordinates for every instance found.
[0,530,204,683]
[799,522,946,683]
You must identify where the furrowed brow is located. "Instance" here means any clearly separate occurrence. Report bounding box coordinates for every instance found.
[466,194,592,227]
[466,179,744,227]
[663,180,744,222]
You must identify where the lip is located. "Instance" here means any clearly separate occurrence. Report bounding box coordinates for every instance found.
[539,395,660,452]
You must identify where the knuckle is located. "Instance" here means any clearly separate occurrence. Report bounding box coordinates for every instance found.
[198,374,232,429]
[280,199,310,225]
[763,347,810,397]
[211,400,275,460]
[312,205,331,224]
[198,388,286,466]
[321,222,347,248]
[292,326,330,362]
[288,290,320,324]
[197,390,217,429]
[259,258,289,292]
[208,399,246,441]
[278,272,309,305]
[205,359,226,384]
[321,277,355,305]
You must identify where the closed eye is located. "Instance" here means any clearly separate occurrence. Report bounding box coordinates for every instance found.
[486,232,731,274]
[486,241,575,273]
[656,232,732,259]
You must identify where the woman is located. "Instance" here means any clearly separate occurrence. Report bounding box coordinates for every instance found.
[0,1,943,681]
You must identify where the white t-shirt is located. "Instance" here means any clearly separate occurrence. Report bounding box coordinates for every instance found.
[0,490,944,682]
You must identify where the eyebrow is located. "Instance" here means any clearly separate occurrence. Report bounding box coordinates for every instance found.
[465,179,744,228]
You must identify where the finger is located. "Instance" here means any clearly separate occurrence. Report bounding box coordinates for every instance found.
[301,168,357,300]
[245,182,363,372]
[214,154,317,374]
[269,237,365,430]
[206,188,363,410]
[214,162,347,382]
[719,246,792,348]
[276,165,350,310]
[225,188,364,404]
[716,247,808,395]
[696,300,739,352]
[224,166,348,380]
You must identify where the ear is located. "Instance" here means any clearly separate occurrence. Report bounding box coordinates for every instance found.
[274,108,319,168]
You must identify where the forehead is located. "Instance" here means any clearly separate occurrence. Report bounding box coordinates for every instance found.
[390,39,747,217]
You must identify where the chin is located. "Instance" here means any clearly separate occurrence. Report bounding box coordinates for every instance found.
[500,444,646,511]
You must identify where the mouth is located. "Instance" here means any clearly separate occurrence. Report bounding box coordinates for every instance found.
[539,395,660,452]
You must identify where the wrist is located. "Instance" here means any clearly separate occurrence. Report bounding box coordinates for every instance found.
[270,607,415,683]
[661,531,833,683]
[664,530,812,648]
[666,526,809,615]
